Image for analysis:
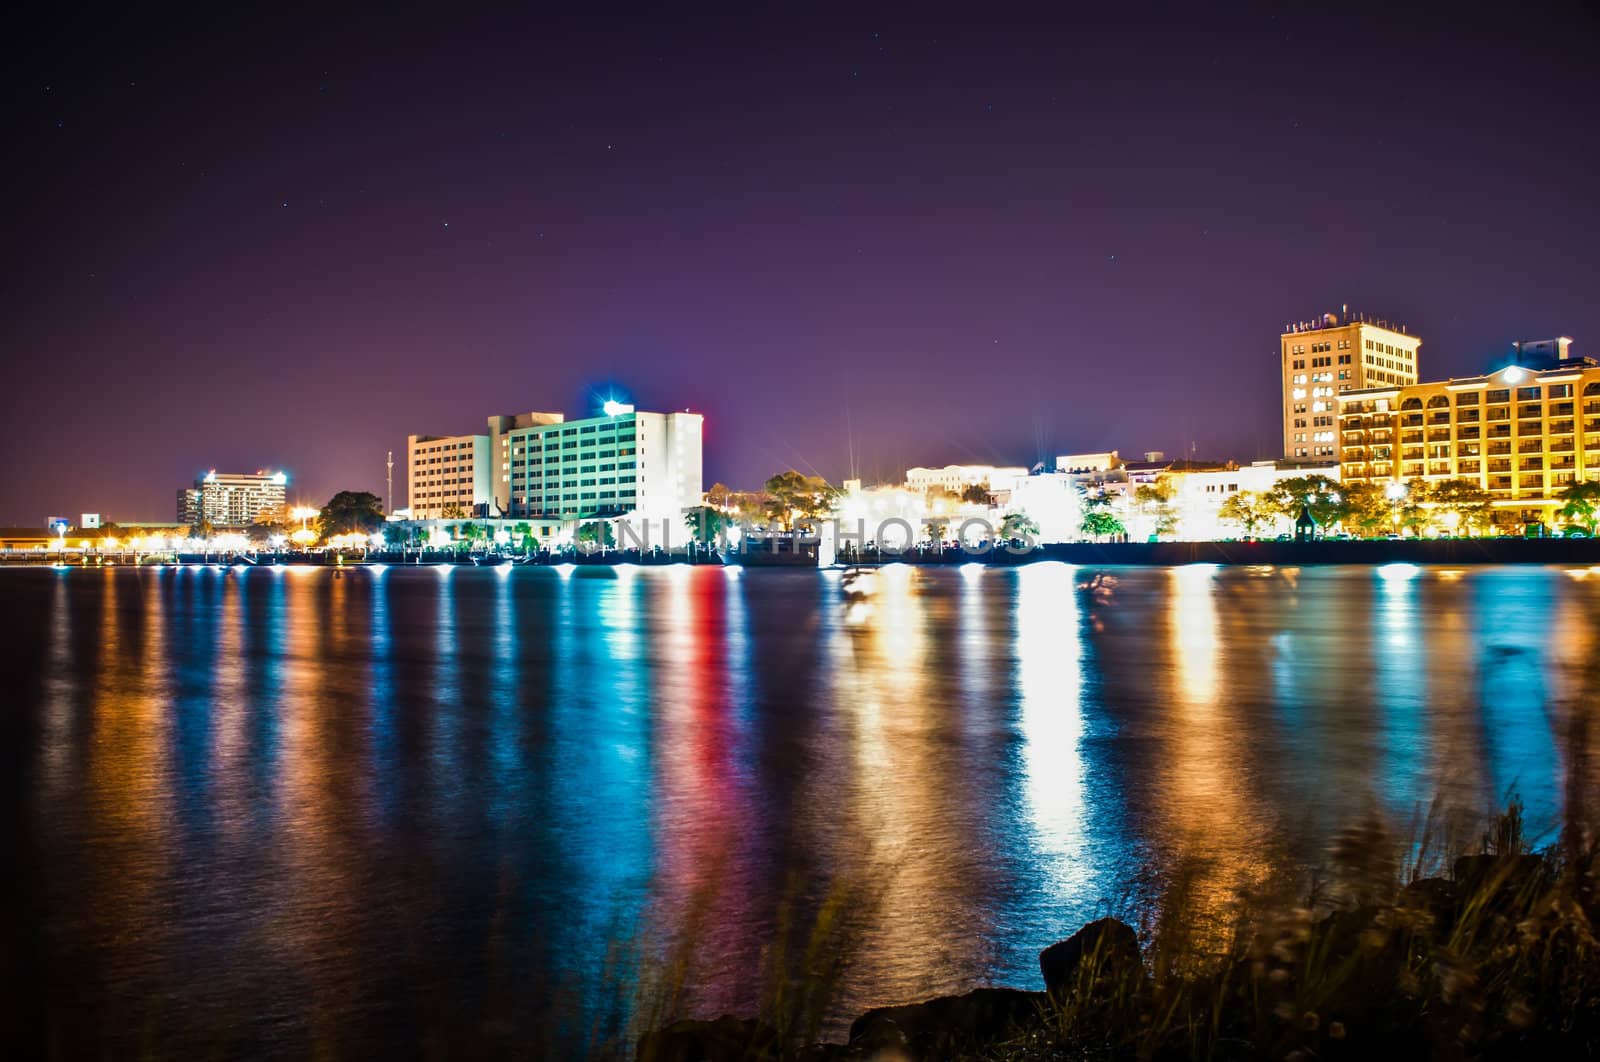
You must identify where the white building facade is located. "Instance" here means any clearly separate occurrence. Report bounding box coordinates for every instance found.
[490,404,704,537]
[905,463,1029,496]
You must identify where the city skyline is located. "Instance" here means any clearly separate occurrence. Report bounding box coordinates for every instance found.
[10,5,1600,522]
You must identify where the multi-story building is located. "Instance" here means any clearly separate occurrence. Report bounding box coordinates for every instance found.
[176,470,288,527]
[1282,311,1421,460]
[1338,337,1598,529]
[1161,460,1340,540]
[489,402,703,532]
[407,432,493,519]
[904,464,1028,495]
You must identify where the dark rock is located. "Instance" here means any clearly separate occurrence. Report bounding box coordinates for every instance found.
[847,987,1046,1057]
[637,1015,781,1062]
[1038,918,1141,998]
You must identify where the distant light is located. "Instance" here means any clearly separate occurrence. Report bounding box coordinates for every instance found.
[602,400,634,417]
[1503,366,1526,384]
[204,470,217,482]
[1386,482,1408,501]
[271,471,288,486]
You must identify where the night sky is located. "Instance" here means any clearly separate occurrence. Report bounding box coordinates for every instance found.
[10,4,1600,522]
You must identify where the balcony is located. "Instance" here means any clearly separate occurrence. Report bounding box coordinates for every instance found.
[1520,476,1544,490]
[1519,459,1544,472]
[1456,426,1481,439]
[1488,425,1511,439]
[1550,420,1575,435]
[1428,429,1451,442]
[1428,413,1450,425]
[1552,441,1575,453]
[1458,461,1480,474]
[1488,460,1513,473]
[1551,402,1575,417]
[1401,415,1424,427]
[1488,442,1512,456]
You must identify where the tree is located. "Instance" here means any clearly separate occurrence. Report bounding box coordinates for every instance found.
[762,471,838,530]
[705,482,736,512]
[1338,481,1392,539]
[684,506,733,545]
[1264,476,1346,529]
[383,522,410,549]
[321,491,386,535]
[576,520,615,550]
[510,522,538,553]
[1133,480,1178,539]
[1425,479,1494,536]
[1558,481,1600,534]
[1080,509,1125,540]
[440,502,467,519]
[999,511,1039,545]
[960,482,991,505]
[1217,490,1272,538]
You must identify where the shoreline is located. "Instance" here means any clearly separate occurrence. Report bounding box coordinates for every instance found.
[5,537,1600,569]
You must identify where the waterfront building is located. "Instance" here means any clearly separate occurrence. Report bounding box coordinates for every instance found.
[406,433,493,520]
[1163,460,1340,540]
[1055,451,1121,476]
[489,402,703,536]
[176,469,287,527]
[1281,310,1421,460]
[1337,338,1599,530]
[904,464,1028,496]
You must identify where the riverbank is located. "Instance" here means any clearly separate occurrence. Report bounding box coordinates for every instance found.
[638,803,1600,1060]
[7,536,1600,569]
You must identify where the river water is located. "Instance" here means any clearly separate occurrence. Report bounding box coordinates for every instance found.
[5,562,1598,1056]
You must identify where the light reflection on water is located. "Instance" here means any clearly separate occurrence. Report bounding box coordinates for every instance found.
[7,563,1599,1055]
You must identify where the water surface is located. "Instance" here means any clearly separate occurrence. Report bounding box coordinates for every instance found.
[5,562,1597,1055]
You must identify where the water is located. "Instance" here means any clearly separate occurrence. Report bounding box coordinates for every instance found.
[5,562,1598,1055]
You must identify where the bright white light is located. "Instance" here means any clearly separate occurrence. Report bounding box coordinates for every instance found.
[271,472,288,486]
[1386,482,1408,501]
[1378,562,1420,581]
[367,564,388,575]
[961,562,985,579]
[1503,366,1525,384]
[603,400,635,417]
[552,563,575,579]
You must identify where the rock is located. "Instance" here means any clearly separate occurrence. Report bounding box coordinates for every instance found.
[847,987,1046,1058]
[1038,918,1141,998]
[636,1015,781,1062]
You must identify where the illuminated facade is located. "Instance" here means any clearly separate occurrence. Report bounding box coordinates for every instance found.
[904,464,1028,495]
[176,469,287,527]
[1163,460,1339,540]
[406,432,493,519]
[490,404,703,528]
[1338,341,1600,528]
[1281,311,1420,460]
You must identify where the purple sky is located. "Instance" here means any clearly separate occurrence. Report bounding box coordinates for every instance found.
[10,4,1600,522]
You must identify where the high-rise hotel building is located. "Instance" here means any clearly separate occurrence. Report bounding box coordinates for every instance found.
[406,433,494,519]
[406,401,704,531]
[1338,338,1598,528]
[177,470,288,527]
[1282,311,1421,460]
[489,404,703,528]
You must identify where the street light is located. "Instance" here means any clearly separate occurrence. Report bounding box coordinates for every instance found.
[1386,481,1408,536]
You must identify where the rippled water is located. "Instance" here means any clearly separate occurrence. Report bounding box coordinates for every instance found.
[5,562,1598,1056]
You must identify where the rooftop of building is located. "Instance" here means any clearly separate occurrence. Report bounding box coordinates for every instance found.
[1281,309,1417,338]
[1339,340,1596,402]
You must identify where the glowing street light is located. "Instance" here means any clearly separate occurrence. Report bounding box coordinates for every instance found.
[602,399,634,417]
